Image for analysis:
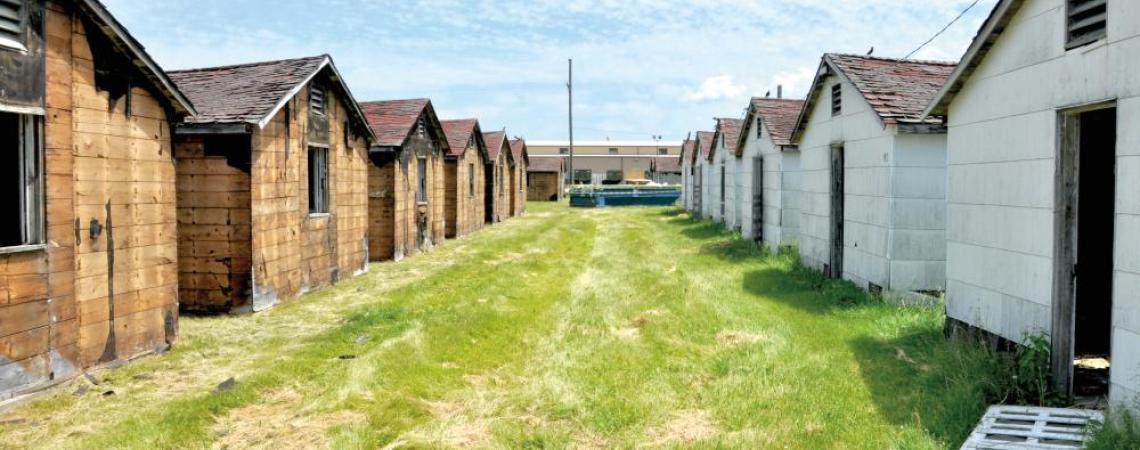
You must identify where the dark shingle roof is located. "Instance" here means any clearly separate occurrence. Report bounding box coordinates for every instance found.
[680,138,695,162]
[696,131,716,161]
[508,138,528,165]
[748,98,804,148]
[169,56,327,125]
[527,156,564,173]
[441,119,480,158]
[827,53,956,124]
[483,131,509,162]
[360,98,430,147]
[711,118,743,161]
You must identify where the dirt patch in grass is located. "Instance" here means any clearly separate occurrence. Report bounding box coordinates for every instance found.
[211,389,366,450]
[643,409,718,447]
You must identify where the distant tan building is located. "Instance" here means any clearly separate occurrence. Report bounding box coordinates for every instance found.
[528,140,682,184]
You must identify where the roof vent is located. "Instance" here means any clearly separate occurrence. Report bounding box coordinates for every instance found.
[1067,0,1107,49]
[310,83,327,116]
[0,0,26,51]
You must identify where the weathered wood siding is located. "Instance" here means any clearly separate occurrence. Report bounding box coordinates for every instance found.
[174,137,251,312]
[798,74,946,292]
[2,2,184,400]
[367,124,445,261]
[486,152,510,223]
[248,83,369,309]
[445,146,485,238]
[509,159,526,216]
[527,171,562,202]
[942,0,1140,407]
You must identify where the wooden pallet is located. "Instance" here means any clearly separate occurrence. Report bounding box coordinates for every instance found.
[962,405,1104,450]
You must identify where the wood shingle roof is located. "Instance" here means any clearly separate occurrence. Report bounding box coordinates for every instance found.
[360,98,432,148]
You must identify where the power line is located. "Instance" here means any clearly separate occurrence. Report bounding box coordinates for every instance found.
[905,0,981,59]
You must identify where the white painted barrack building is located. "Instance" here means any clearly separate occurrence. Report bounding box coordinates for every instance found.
[792,53,956,293]
[925,0,1139,406]
[735,97,806,250]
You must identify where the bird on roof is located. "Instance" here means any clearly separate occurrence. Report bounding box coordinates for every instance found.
[867,46,875,56]
[765,90,771,98]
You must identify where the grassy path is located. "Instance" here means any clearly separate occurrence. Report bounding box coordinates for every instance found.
[0,204,998,449]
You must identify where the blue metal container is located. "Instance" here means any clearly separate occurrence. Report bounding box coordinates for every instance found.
[569,186,681,208]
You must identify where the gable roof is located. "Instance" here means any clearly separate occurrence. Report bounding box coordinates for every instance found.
[527,156,564,173]
[169,55,374,140]
[925,0,1023,117]
[793,53,956,141]
[483,131,513,164]
[679,137,695,164]
[360,98,440,148]
[696,131,716,162]
[737,98,804,154]
[75,0,195,116]
[709,118,743,161]
[509,138,529,165]
[440,118,488,161]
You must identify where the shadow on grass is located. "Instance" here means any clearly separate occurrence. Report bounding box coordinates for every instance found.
[743,264,875,315]
[849,328,999,448]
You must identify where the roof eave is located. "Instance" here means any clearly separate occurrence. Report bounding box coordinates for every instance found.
[76,0,197,117]
[923,0,1021,119]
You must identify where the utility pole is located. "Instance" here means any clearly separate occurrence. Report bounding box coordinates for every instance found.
[567,59,575,186]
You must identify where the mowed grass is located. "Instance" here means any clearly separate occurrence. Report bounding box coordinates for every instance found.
[0,203,1006,449]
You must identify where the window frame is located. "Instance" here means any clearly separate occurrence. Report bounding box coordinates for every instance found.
[307,146,330,214]
[468,162,475,197]
[310,83,327,116]
[416,156,428,204]
[0,113,44,252]
[559,147,569,155]
[608,148,619,155]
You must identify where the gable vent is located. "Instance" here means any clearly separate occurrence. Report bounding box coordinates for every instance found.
[0,0,25,51]
[310,83,326,116]
[1067,0,1107,49]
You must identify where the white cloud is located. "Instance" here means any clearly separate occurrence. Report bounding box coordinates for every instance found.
[685,76,747,102]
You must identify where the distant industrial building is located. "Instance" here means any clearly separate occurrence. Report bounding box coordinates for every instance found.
[528,140,682,184]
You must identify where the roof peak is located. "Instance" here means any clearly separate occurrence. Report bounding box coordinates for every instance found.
[168,54,329,74]
[825,52,957,67]
[360,98,430,106]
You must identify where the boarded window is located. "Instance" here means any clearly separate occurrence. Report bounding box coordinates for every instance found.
[416,157,427,203]
[0,0,26,52]
[1067,0,1107,49]
[468,163,475,197]
[308,147,329,213]
[0,112,42,247]
[831,84,842,117]
[310,83,327,116]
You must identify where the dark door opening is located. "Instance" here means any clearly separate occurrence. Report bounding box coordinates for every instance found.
[719,164,726,219]
[1072,107,1116,399]
[484,164,494,223]
[752,157,764,242]
[829,145,845,278]
[694,170,702,216]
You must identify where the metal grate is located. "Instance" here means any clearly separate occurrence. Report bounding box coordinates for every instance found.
[0,0,25,51]
[831,83,842,117]
[756,117,763,139]
[1067,0,1107,49]
[961,405,1103,450]
[310,83,326,116]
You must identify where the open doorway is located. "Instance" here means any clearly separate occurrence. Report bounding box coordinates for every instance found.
[752,157,764,242]
[829,145,845,278]
[1053,105,1116,401]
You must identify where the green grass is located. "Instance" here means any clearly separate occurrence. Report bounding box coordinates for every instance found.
[0,204,1026,449]
[1087,408,1140,450]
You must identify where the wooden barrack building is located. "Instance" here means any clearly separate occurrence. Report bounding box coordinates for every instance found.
[482,131,513,223]
[169,55,375,313]
[440,119,488,239]
[508,138,529,216]
[361,99,447,261]
[1,0,196,400]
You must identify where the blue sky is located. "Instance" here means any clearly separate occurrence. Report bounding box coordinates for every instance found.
[103,0,998,142]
